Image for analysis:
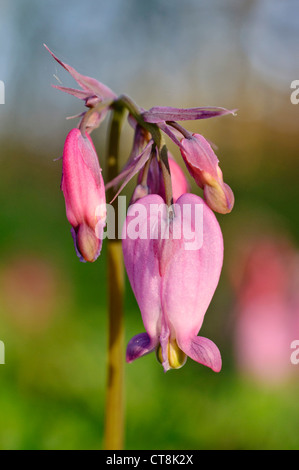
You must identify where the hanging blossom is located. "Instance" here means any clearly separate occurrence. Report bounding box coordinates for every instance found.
[61,128,106,262]
[123,193,223,372]
[46,45,236,371]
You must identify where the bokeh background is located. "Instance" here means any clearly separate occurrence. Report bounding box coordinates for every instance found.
[0,0,299,450]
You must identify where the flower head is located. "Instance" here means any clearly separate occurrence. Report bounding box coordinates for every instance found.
[180,133,234,214]
[61,128,106,262]
[123,193,223,372]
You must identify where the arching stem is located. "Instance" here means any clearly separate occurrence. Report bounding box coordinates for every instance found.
[104,104,125,450]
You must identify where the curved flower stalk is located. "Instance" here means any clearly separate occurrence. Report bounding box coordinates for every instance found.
[166,156,190,202]
[123,193,223,372]
[105,107,236,214]
[61,128,106,262]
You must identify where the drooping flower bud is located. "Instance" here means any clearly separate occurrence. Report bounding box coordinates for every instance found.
[123,193,223,372]
[61,128,106,262]
[180,133,234,214]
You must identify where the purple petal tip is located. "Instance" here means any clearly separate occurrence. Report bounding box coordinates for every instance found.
[126,333,156,363]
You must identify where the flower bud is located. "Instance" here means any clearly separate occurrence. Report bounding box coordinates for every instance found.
[75,224,100,263]
[61,128,106,262]
[180,133,234,214]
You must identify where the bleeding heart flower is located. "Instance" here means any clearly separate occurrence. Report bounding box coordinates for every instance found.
[61,128,106,262]
[123,193,223,372]
[180,133,234,214]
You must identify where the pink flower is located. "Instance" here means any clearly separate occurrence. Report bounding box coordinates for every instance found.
[123,193,223,372]
[61,128,106,262]
[168,156,190,203]
[180,133,234,214]
[231,236,299,385]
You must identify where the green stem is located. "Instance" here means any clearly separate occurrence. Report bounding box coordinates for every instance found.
[104,105,126,450]
[159,143,174,215]
[116,94,162,147]
[103,99,172,447]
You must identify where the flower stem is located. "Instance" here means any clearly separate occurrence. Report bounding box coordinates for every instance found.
[166,120,192,139]
[117,94,162,146]
[159,144,174,217]
[104,104,125,450]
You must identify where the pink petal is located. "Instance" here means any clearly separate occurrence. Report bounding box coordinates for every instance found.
[122,195,166,340]
[61,128,106,237]
[45,44,116,99]
[142,106,236,123]
[123,193,224,371]
[178,336,222,372]
[180,133,220,184]
[204,180,235,214]
[168,156,190,203]
[161,193,224,340]
[52,85,92,100]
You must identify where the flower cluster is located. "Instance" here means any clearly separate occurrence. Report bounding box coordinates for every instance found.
[47,46,235,372]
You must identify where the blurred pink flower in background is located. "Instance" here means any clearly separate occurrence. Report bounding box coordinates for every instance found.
[0,255,64,333]
[230,235,299,386]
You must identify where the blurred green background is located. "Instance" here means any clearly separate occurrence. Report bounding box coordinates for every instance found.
[0,0,299,450]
